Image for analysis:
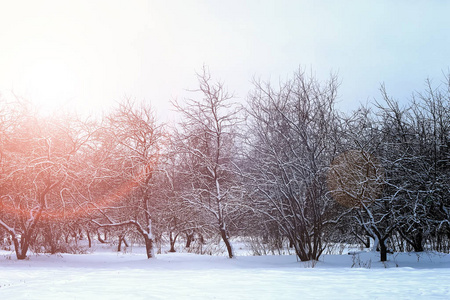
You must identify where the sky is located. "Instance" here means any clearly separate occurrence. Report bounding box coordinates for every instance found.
[0,0,449,118]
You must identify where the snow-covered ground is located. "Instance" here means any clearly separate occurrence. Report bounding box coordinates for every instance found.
[1,247,450,299]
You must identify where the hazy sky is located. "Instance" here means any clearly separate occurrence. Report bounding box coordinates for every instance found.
[0,0,449,117]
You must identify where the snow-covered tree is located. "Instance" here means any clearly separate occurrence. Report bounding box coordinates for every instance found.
[377,79,450,252]
[171,67,242,258]
[89,101,164,258]
[0,100,95,259]
[244,69,341,261]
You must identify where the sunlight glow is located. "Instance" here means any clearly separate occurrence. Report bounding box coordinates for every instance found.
[20,57,80,113]
[1,160,157,221]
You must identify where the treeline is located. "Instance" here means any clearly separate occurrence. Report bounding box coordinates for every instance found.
[0,67,449,261]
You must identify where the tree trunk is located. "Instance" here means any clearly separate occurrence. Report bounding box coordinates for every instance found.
[199,233,205,244]
[118,236,124,252]
[10,212,42,260]
[169,232,177,253]
[398,228,424,253]
[412,230,424,252]
[87,230,92,248]
[97,231,107,243]
[12,234,30,260]
[379,238,388,262]
[220,228,233,258]
[117,234,129,251]
[185,232,194,248]
[144,236,155,258]
[293,240,310,262]
[43,225,58,254]
[288,237,294,248]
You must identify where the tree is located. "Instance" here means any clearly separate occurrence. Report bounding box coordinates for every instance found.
[377,78,450,253]
[244,68,341,261]
[330,75,450,260]
[327,145,395,262]
[172,67,242,258]
[0,100,95,259]
[89,100,164,259]
[410,77,450,250]
[158,149,213,252]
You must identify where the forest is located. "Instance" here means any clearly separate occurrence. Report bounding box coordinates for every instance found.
[1,67,449,262]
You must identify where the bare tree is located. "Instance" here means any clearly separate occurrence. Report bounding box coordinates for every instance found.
[89,100,164,259]
[331,75,450,260]
[172,67,242,258]
[158,150,214,252]
[0,100,95,259]
[244,68,341,261]
[411,77,450,250]
[377,77,450,253]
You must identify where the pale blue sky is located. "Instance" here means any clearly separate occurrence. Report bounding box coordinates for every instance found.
[0,0,449,116]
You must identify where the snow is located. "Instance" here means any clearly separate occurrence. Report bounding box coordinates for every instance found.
[1,248,450,299]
